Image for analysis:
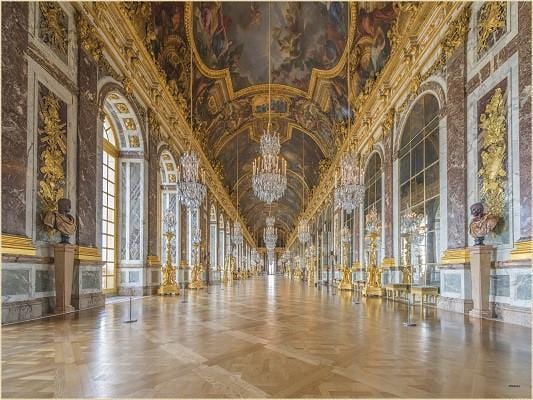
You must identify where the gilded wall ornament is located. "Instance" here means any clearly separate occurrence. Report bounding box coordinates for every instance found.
[75,12,103,62]
[38,93,67,216]
[477,2,506,55]
[381,108,395,137]
[39,2,68,58]
[478,87,507,218]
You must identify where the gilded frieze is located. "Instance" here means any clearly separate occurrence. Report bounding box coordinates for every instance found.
[38,2,68,60]
[478,87,507,218]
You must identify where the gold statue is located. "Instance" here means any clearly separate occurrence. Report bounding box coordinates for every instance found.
[338,241,353,291]
[469,202,499,246]
[363,207,384,296]
[43,198,77,243]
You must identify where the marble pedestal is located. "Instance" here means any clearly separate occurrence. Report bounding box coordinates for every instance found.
[469,245,494,319]
[53,244,75,314]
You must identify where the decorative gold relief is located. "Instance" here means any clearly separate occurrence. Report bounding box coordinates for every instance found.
[478,88,507,218]
[38,92,67,216]
[39,2,68,58]
[123,118,136,130]
[75,12,103,62]
[122,77,133,95]
[477,2,506,55]
[165,163,174,171]
[129,135,140,148]
[115,103,129,113]
[162,154,170,161]
[381,108,395,137]
[168,174,177,183]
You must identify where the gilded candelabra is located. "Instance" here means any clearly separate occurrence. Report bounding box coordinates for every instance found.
[338,231,353,290]
[293,256,303,280]
[363,207,384,296]
[158,230,180,295]
[188,239,205,289]
[306,245,316,287]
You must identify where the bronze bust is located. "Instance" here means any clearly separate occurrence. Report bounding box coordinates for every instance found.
[468,202,498,246]
[43,198,77,244]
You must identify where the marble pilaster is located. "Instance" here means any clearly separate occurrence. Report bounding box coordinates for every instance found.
[445,39,468,249]
[1,3,28,236]
[517,2,531,240]
[382,135,394,259]
[146,112,160,262]
[76,46,98,247]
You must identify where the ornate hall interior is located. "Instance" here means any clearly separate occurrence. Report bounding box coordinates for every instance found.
[1,1,531,398]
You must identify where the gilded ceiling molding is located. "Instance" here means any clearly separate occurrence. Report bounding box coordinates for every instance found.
[75,2,255,247]
[183,2,358,101]
[285,2,466,247]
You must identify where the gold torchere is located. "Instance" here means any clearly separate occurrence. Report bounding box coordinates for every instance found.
[307,255,316,287]
[188,243,205,289]
[158,231,180,296]
[338,241,353,290]
[363,207,384,297]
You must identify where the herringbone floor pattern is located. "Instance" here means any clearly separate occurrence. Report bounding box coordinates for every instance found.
[2,277,531,398]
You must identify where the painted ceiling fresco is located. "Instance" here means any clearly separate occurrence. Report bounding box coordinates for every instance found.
[126,1,397,245]
[193,2,349,92]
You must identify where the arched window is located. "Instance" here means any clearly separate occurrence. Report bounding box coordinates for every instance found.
[218,214,225,269]
[101,116,118,292]
[399,93,440,285]
[209,205,217,270]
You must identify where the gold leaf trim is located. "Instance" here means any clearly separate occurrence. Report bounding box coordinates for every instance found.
[1,235,36,256]
[75,246,101,261]
[441,248,470,265]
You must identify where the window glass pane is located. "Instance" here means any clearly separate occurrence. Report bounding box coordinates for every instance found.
[411,141,424,176]
[410,173,424,206]
[400,182,410,211]
[425,129,439,167]
[399,155,410,184]
[425,163,439,199]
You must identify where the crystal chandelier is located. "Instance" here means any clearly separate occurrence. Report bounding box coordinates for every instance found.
[333,14,364,213]
[334,150,364,211]
[177,150,206,209]
[252,128,287,205]
[264,216,277,250]
[251,3,287,205]
[298,219,311,245]
[232,220,243,246]
[178,28,206,210]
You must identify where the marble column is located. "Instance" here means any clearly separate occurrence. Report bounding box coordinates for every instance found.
[1,3,28,236]
[517,2,531,240]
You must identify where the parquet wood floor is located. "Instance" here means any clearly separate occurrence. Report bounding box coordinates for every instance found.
[2,277,531,398]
